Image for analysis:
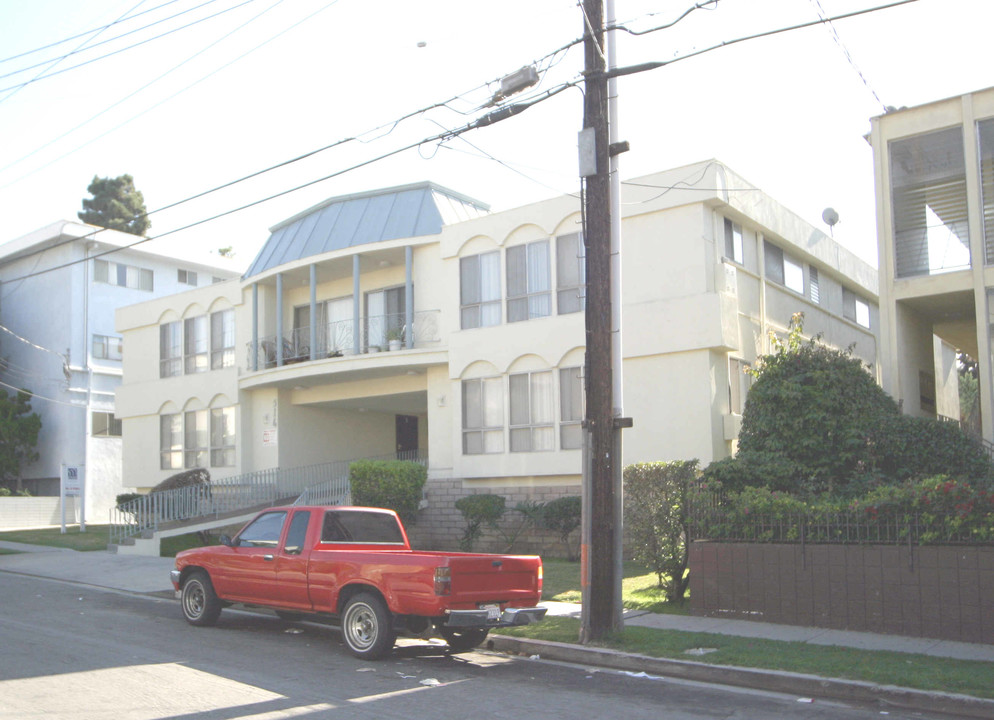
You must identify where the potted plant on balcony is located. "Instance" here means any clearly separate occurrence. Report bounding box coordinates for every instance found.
[387,328,403,352]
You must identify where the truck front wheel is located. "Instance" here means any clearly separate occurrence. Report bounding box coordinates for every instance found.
[181,570,222,626]
[341,593,395,660]
[441,628,489,653]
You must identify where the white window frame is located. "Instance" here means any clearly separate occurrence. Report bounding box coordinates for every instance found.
[210,407,236,467]
[160,414,182,469]
[507,240,551,322]
[462,377,504,454]
[94,259,153,291]
[843,288,871,329]
[559,367,584,449]
[178,269,198,286]
[184,316,208,374]
[184,410,208,469]
[159,321,182,378]
[509,370,555,452]
[723,218,743,264]
[210,309,235,369]
[460,251,502,329]
[92,334,123,361]
[92,411,122,437]
[556,232,585,314]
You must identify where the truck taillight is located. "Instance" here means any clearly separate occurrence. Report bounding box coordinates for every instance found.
[434,566,451,596]
[537,563,543,592]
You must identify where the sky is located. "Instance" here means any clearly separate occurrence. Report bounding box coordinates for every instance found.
[0,0,992,272]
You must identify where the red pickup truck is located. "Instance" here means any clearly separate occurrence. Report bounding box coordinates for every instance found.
[170,505,546,659]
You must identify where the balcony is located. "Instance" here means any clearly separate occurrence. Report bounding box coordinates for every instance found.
[247,310,441,370]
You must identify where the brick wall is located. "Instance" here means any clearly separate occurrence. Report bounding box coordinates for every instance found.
[404,478,581,557]
[689,541,994,644]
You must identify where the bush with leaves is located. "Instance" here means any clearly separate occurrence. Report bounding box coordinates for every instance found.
[349,460,426,524]
[708,313,993,499]
[623,460,698,602]
[0,388,42,494]
[454,493,506,551]
[539,495,581,560]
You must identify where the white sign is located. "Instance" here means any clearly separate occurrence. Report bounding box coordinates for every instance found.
[263,428,278,447]
[62,465,83,497]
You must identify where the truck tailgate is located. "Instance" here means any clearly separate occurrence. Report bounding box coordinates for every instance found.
[447,555,540,603]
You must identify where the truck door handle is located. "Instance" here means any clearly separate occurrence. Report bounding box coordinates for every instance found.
[263,554,275,561]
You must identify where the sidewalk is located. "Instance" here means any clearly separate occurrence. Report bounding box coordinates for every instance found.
[2,543,993,718]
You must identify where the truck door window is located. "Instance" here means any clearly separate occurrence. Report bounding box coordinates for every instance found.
[236,511,287,547]
[284,511,311,555]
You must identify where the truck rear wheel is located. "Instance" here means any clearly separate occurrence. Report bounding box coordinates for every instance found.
[181,570,222,627]
[341,593,395,660]
[441,628,489,653]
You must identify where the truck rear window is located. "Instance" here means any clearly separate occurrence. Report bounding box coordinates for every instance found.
[321,510,404,544]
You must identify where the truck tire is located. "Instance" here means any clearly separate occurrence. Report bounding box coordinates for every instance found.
[441,628,489,653]
[341,593,396,660]
[181,570,222,626]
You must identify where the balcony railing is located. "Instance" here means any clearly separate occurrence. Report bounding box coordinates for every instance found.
[247,310,440,369]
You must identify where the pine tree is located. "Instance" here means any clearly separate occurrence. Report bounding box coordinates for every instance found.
[78,174,150,236]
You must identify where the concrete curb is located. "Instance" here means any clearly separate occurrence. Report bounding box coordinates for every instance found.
[490,635,994,720]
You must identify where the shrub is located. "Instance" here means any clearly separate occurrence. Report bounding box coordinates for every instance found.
[623,460,698,602]
[152,468,210,493]
[349,460,426,524]
[115,492,143,507]
[454,494,506,551]
[536,496,581,560]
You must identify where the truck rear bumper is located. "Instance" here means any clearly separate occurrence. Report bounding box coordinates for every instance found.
[445,606,548,628]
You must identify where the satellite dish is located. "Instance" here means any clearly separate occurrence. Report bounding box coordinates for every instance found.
[822,207,839,227]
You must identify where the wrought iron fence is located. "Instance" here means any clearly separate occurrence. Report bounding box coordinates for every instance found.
[109,451,428,545]
[246,310,441,369]
[688,491,993,546]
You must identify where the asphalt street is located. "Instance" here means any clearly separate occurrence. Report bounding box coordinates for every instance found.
[0,572,960,720]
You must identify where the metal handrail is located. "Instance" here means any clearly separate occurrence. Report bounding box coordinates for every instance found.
[247,309,441,369]
[109,450,428,545]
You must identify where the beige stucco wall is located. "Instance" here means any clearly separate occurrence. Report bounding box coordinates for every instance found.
[115,160,881,499]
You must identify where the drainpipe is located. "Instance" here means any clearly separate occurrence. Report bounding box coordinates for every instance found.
[251,283,259,371]
[275,273,284,366]
[309,264,317,359]
[353,255,361,354]
[405,246,414,348]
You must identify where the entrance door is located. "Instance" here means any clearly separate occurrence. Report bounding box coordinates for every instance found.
[395,415,418,459]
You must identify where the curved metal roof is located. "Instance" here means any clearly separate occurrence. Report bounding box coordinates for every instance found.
[244,182,489,278]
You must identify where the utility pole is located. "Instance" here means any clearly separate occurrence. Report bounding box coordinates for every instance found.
[579,0,623,642]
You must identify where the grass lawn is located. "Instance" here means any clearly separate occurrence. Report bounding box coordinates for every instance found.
[508,561,994,700]
[0,525,111,552]
[499,616,994,700]
[542,559,689,615]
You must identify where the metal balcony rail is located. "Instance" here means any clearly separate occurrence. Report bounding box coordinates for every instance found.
[109,450,428,545]
[247,310,441,369]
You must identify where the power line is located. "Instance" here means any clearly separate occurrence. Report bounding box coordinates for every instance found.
[0,379,83,409]
[2,82,575,285]
[0,0,293,177]
[0,0,150,107]
[1,34,577,270]
[0,0,184,65]
[605,0,919,81]
[808,0,887,112]
[0,0,261,95]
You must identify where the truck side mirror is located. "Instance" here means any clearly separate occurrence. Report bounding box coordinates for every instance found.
[220,534,233,547]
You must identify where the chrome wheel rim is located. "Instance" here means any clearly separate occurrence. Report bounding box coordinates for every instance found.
[344,602,376,650]
[183,580,205,619]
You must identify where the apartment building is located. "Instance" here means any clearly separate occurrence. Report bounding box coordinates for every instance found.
[115,161,878,546]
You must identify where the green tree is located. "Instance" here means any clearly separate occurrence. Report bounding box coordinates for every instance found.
[735,313,898,496]
[707,313,993,498]
[78,174,150,236]
[623,461,697,602]
[0,389,42,493]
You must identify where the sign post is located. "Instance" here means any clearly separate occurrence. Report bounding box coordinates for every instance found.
[60,464,85,533]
